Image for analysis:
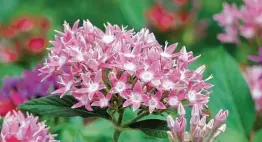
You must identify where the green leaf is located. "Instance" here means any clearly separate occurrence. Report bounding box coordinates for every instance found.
[118,0,151,30]
[18,95,110,119]
[254,129,262,142]
[192,47,255,142]
[129,119,168,139]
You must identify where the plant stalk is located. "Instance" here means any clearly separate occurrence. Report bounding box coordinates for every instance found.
[112,108,125,142]
[122,111,149,127]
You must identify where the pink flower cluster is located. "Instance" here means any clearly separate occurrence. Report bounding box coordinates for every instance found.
[244,66,262,111]
[214,0,262,44]
[167,104,228,142]
[39,20,213,113]
[1,111,57,142]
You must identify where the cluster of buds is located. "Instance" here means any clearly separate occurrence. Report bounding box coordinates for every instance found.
[244,66,262,111]
[0,65,58,115]
[214,0,262,44]
[39,19,213,115]
[167,104,228,142]
[1,110,58,142]
[0,15,50,63]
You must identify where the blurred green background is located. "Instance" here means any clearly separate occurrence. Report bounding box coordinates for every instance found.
[0,0,258,142]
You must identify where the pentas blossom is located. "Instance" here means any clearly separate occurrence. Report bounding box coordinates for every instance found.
[214,0,262,44]
[1,110,58,142]
[244,66,262,111]
[167,104,228,142]
[40,20,213,114]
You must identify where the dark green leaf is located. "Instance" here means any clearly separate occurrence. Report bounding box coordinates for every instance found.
[18,95,110,119]
[254,129,262,142]
[192,47,255,142]
[118,0,151,30]
[129,119,168,139]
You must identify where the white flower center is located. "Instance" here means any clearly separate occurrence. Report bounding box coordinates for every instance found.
[140,71,153,82]
[59,55,67,65]
[131,93,142,102]
[100,98,109,107]
[168,97,178,106]
[115,82,126,92]
[123,62,136,72]
[88,83,99,92]
[149,98,157,107]
[188,91,196,102]
[102,35,114,44]
[76,53,84,61]
[162,80,175,90]
[151,79,161,87]
[252,88,262,99]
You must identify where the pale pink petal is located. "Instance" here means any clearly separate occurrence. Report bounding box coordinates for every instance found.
[132,102,141,111]
[133,80,143,93]
[123,100,133,107]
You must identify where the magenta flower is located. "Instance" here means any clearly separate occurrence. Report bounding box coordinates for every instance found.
[109,71,131,98]
[165,91,183,108]
[40,20,213,114]
[123,81,149,111]
[75,70,105,100]
[1,110,58,142]
[144,91,166,113]
[91,91,112,108]
[167,105,228,142]
[137,60,161,83]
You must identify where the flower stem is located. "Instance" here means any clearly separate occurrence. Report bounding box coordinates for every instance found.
[112,108,125,142]
[113,129,122,142]
[122,111,149,127]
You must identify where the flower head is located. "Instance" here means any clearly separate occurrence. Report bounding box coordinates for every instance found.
[1,110,58,142]
[40,20,213,114]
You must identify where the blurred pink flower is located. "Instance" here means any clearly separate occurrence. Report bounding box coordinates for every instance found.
[1,111,58,142]
[214,0,262,44]
[244,66,262,110]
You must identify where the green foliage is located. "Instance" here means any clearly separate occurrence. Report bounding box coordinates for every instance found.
[118,0,152,30]
[18,95,110,119]
[83,118,168,142]
[191,47,256,142]
[129,119,169,139]
[253,129,262,142]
